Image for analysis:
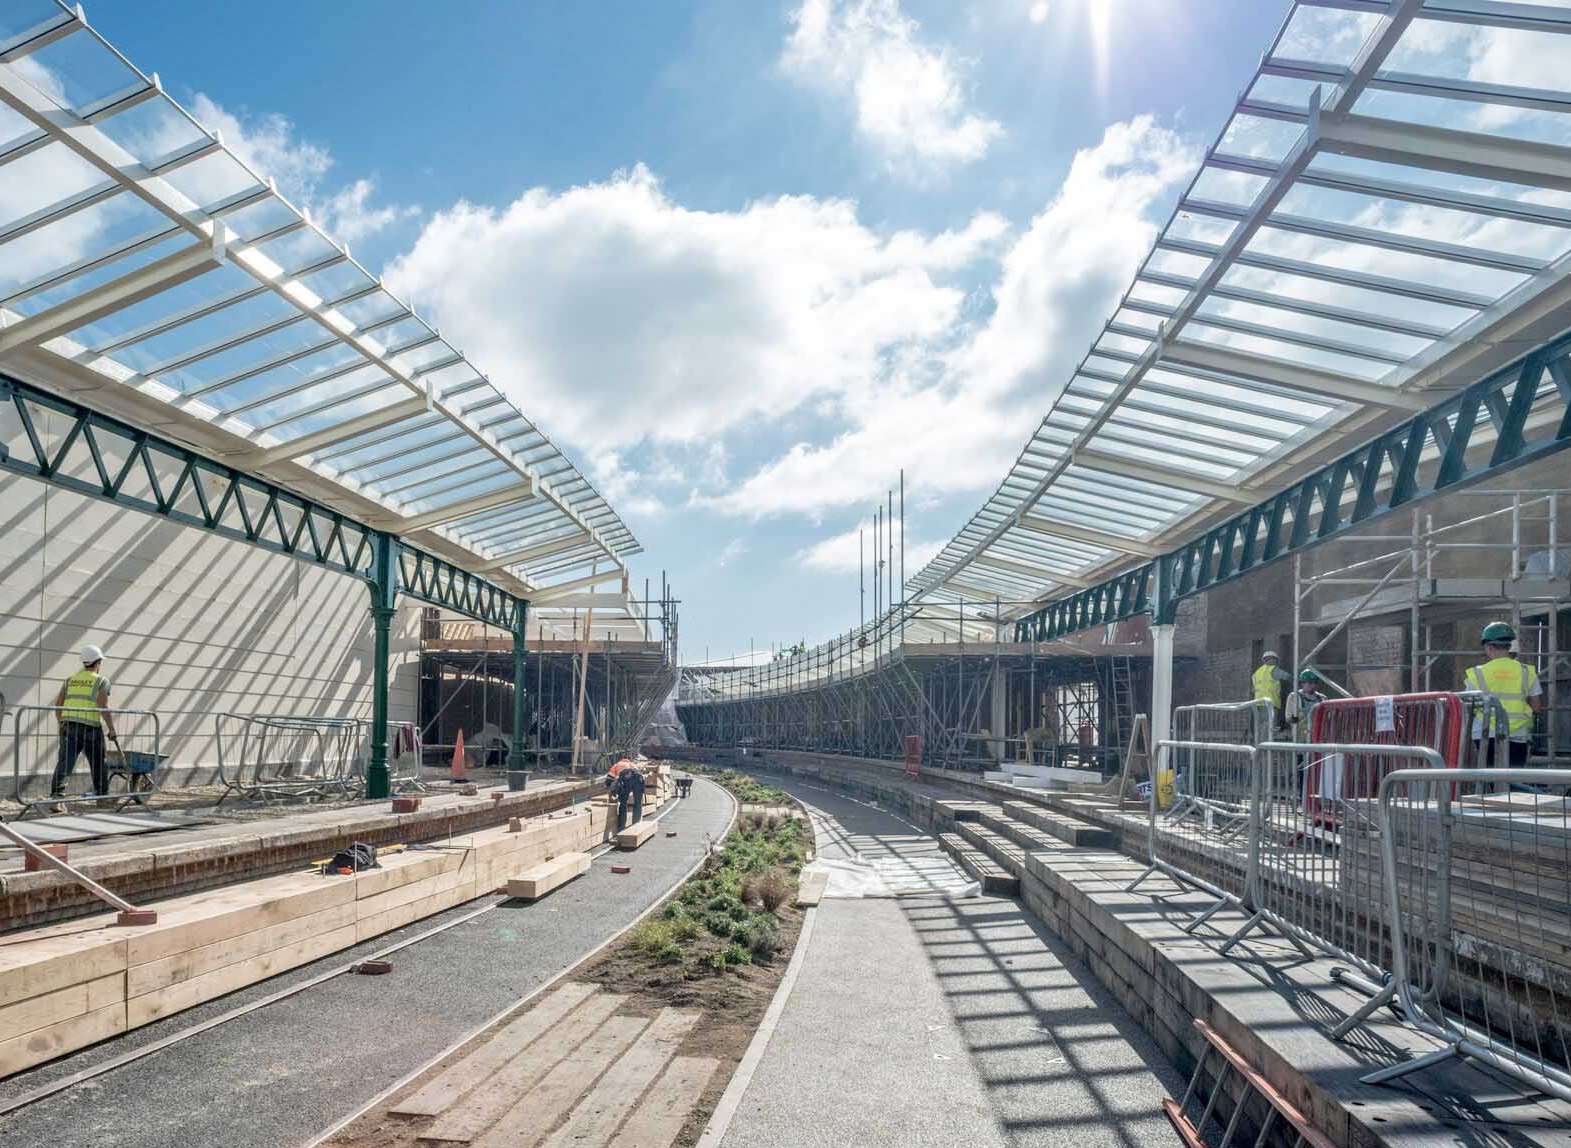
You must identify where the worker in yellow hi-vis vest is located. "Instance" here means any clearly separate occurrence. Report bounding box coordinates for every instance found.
[49,644,121,807]
[1467,622,1543,768]
[1252,651,1289,733]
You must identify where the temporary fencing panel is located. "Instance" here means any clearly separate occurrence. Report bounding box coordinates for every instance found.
[1175,699,1274,748]
[6,705,162,814]
[1369,768,1571,1103]
[1128,739,1257,933]
[214,714,366,802]
[1223,742,1447,1035]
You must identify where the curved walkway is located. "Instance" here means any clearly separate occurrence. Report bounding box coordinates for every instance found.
[0,780,733,1148]
[718,777,1182,1148]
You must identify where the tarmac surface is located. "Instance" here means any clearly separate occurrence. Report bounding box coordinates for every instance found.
[718,775,1183,1148]
[0,778,733,1148]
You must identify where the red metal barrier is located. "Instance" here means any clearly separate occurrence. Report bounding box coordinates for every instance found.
[903,735,922,779]
[1304,692,1463,825]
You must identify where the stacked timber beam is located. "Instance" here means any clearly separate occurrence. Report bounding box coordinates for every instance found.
[0,768,674,1078]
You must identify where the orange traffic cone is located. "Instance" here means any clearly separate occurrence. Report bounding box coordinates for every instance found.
[451,729,467,782]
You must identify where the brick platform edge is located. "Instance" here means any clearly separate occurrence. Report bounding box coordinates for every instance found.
[1,781,595,932]
[698,747,1562,1148]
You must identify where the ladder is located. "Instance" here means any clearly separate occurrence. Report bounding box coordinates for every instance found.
[1109,655,1136,764]
[1164,1020,1334,1148]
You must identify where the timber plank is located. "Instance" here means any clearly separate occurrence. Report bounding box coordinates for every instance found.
[0,972,121,1044]
[508,853,591,901]
[392,983,598,1118]
[0,1001,126,1077]
[614,821,657,851]
[606,1056,720,1148]
[473,1015,647,1148]
[540,1009,700,1148]
[420,993,626,1144]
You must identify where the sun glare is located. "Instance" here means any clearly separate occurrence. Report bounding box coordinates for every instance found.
[1087,0,1114,96]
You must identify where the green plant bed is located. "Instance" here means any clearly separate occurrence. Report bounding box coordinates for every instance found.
[689,767,792,806]
[625,808,807,974]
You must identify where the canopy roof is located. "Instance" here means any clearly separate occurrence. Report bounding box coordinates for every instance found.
[908,0,1571,620]
[0,2,645,638]
[688,0,1571,696]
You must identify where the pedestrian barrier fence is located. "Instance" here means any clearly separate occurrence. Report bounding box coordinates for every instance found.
[1127,739,1257,934]
[6,705,163,815]
[1222,741,1446,1037]
[1367,767,1571,1103]
[214,713,366,802]
[1175,698,1275,748]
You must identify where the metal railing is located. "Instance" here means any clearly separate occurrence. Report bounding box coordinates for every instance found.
[6,705,163,815]
[1127,739,1257,933]
[1368,767,1571,1103]
[1221,741,1446,1036]
[1175,698,1274,748]
[213,714,366,803]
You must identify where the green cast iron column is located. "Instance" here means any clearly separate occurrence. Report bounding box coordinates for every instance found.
[509,597,529,774]
[366,530,398,800]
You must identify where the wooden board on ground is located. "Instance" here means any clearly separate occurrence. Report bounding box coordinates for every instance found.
[391,982,596,1117]
[473,1015,648,1148]
[507,852,592,901]
[540,1009,700,1148]
[795,870,829,908]
[608,1056,721,1148]
[420,993,626,1143]
[615,820,658,850]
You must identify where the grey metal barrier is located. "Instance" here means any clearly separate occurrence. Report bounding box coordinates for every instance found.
[1368,767,1571,1103]
[1127,739,1258,934]
[1221,741,1446,1036]
[1174,698,1274,748]
[214,713,365,803]
[6,704,163,816]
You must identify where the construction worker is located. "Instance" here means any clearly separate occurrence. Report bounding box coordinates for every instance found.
[1283,669,1326,743]
[1252,651,1289,731]
[625,766,644,822]
[613,768,633,832]
[50,644,121,806]
[1466,622,1543,767]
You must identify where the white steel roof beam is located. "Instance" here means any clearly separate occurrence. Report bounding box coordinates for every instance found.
[1067,450,1256,505]
[529,568,625,604]
[251,397,429,466]
[475,534,590,573]
[385,481,535,533]
[1161,339,1430,410]
[1017,513,1164,554]
[0,235,223,355]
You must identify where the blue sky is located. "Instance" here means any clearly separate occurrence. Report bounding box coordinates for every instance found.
[83,0,1291,662]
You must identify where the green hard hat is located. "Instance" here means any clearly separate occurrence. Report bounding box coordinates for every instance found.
[1298,668,1320,683]
[1481,621,1516,644]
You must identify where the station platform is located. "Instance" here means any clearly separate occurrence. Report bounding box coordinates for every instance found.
[713,777,1182,1147]
[722,752,1571,1148]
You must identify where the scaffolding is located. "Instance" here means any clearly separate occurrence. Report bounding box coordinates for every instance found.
[419,591,679,772]
[677,607,1149,774]
[1295,490,1569,763]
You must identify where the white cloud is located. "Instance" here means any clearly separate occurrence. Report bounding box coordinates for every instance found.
[783,0,1002,172]
[799,523,943,575]
[384,165,1008,456]
[704,116,1197,518]
[717,538,749,568]
[189,94,416,244]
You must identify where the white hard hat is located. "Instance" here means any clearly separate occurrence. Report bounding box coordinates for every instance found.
[80,644,104,665]
[1261,650,1279,661]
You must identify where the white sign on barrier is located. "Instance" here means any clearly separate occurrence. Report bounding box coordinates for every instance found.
[1374,696,1395,733]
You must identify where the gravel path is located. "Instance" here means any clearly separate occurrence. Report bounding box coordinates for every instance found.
[0,779,733,1148]
[719,774,1182,1148]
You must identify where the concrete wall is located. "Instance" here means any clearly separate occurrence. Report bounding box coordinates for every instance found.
[0,471,420,790]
